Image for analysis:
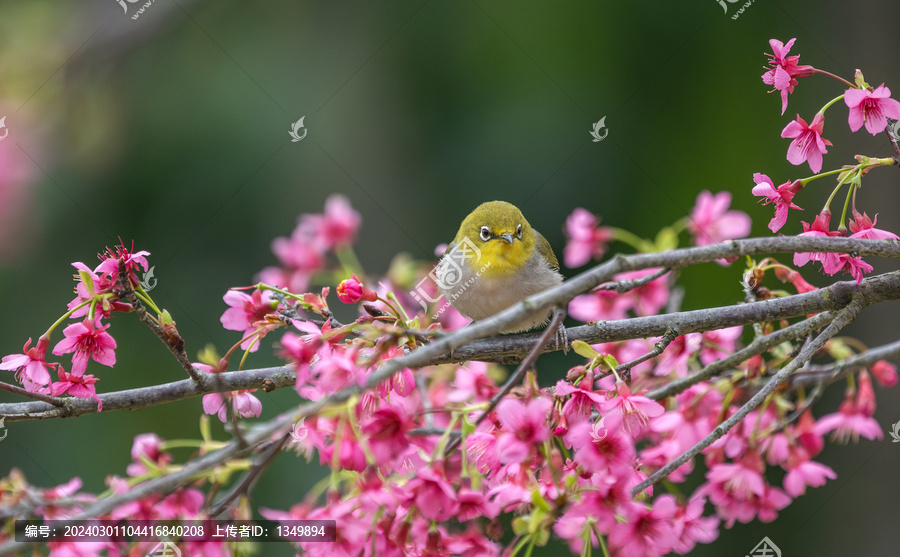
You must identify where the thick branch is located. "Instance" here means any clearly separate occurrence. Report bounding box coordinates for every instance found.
[4,271,900,422]
[0,367,295,422]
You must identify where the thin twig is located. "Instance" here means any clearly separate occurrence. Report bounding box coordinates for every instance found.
[209,433,290,517]
[646,311,834,400]
[788,338,900,388]
[631,293,868,496]
[595,267,670,293]
[116,258,201,381]
[443,310,566,457]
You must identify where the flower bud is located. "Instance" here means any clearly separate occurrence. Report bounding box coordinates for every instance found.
[336,274,378,304]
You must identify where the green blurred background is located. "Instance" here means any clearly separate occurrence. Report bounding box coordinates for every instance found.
[1,0,899,555]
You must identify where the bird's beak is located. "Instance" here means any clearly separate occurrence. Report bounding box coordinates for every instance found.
[499,232,514,245]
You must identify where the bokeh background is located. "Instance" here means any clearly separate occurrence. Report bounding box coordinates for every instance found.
[1,0,899,555]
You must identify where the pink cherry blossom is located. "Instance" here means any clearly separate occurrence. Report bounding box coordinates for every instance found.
[845,84,900,135]
[127,433,172,476]
[654,333,702,378]
[568,289,632,322]
[405,466,459,521]
[51,317,117,376]
[615,268,670,317]
[688,190,751,247]
[814,390,882,443]
[320,423,367,472]
[608,495,679,557]
[751,173,803,233]
[555,374,605,425]
[783,454,836,497]
[94,241,150,289]
[67,262,130,319]
[563,207,613,268]
[466,431,501,476]
[302,194,362,249]
[201,389,262,423]
[50,367,102,411]
[457,487,500,521]
[567,419,635,476]
[871,360,898,387]
[849,211,899,240]
[700,326,743,366]
[781,113,832,173]
[220,289,277,352]
[822,252,873,284]
[761,38,814,115]
[495,397,552,463]
[672,496,720,554]
[447,361,498,403]
[158,487,204,519]
[198,363,263,423]
[0,336,55,393]
[600,379,665,437]
[793,211,839,268]
[360,404,413,467]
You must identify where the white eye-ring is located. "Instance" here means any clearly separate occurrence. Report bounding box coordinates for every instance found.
[479,226,491,241]
[516,224,523,239]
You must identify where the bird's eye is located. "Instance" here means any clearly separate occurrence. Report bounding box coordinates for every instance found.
[479,226,491,241]
[516,224,523,239]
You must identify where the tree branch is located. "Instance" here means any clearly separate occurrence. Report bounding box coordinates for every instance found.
[5,238,900,422]
[631,293,869,495]
[645,311,835,400]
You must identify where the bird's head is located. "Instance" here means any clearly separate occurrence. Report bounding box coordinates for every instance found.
[452,201,535,276]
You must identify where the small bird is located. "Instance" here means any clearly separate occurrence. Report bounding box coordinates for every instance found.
[436,201,564,334]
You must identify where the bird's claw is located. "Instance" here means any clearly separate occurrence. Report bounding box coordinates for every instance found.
[554,323,569,355]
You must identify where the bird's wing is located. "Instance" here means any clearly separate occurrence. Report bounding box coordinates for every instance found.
[533,230,559,271]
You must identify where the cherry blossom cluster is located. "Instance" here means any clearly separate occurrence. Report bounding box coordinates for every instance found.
[0,243,157,408]
[1,193,898,554]
[754,38,900,283]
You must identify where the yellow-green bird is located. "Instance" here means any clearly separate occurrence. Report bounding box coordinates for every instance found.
[436,201,564,333]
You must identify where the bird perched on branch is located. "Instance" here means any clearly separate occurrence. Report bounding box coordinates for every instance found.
[436,200,565,336]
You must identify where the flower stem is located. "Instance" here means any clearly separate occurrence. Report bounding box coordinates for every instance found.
[819,94,845,114]
[43,300,92,338]
[813,68,855,88]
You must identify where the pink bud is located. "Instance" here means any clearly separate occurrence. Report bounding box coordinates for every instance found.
[336,274,377,304]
